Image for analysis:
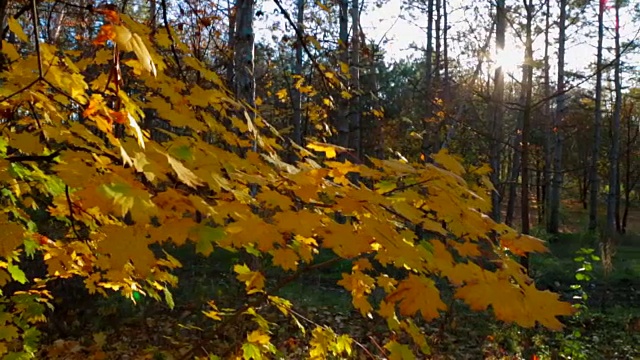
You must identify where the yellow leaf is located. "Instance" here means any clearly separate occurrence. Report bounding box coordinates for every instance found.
[339,62,349,74]
[306,141,344,159]
[271,248,299,271]
[93,332,107,348]
[247,330,271,345]
[276,88,288,101]
[309,326,336,359]
[431,149,465,176]
[500,232,548,256]
[386,274,446,321]
[0,216,22,258]
[165,153,203,189]
[113,25,156,76]
[315,0,331,13]
[234,264,265,294]
[7,18,29,43]
[203,301,223,321]
[1,41,20,61]
[338,271,375,316]
[384,340,415,360]
[98,225,156,277]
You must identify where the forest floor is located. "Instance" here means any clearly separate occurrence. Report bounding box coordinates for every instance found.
[37,201,640,359]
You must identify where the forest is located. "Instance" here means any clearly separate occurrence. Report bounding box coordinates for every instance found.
[0,0,638,358]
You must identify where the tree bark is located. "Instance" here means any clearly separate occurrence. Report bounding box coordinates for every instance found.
[348,0,361,156]
[292,0,305,146]
[336,0,350,148]
[489,0,506,221]
[606,1,621,238]
[588,0,605,231]
[548,0,567,234]
[542,0,551,224]
[519,0,534,274]
[421,0,434,159]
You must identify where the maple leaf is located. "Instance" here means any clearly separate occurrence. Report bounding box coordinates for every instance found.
[271,248,299,271]
[306,141,349,159]
[165,153,203,189]
[7,18,29,43]
[338,271,375,316]
[97,225,156,277]
[234,264,265,294]
[500,231,548,256]
[0,215,24,257]
[309,326,336,359]
[386,274,447,321]
[384,340,415,360]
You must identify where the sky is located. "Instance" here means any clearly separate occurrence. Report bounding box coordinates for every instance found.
[258,0,639,84]
[358,0,639,78]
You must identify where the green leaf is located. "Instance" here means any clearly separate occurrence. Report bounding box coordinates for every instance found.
[163,288,175,309]
[191,225,225,256]
[575,273,586,281]
[384,340,415,360]
[7,265,26,284]
[241,343,262,360]
[169,144,194,161]
[0,325,19,341]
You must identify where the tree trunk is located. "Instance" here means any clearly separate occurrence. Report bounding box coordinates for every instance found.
[370,47,384,158]
[226,0,237,85]
[606,1,621,238]
[588,0,605,231]
[542,0,551,224]
[440,0,453,149]
[621,101,636,234]
[337,0,350,147]
[292,0,305,146]
[489,0,506,221]
[421,0,434,159]
[520,0,534,273]
[348,0,361,157]
[505,117,522,227]
[548,0,567,234]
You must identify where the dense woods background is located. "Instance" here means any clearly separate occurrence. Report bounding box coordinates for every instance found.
[0,0,639,358]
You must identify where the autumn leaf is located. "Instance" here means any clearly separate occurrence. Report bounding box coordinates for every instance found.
[271,248,299,271]
[7,18,29,43]
[234,264,265,294]
[0,215,24,257]
[384,340,415,360]
[386,274,447,321]
[165,153,203,188]
[500,231,548,256]
[112,25,157,76]
[306,141,349,159]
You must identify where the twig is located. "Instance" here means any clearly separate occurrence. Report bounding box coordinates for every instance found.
[5,149,61,163]
[30,0,43,77]
[65,185,83,240]
[160,0,185,80]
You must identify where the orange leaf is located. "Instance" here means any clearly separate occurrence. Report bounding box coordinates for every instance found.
[93,24,115,45]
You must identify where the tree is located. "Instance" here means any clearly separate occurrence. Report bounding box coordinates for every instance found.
[589,0,605,231]
[348,0,361,156]
[0,2,578,358]
[606,0,623,237]
[337,0,350,147]
[292,0,305,146]
[547,0,567,234]
[421,0,435,159]
[489,0,506,221]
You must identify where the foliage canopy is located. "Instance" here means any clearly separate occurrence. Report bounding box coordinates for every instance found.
[0,7,574,359]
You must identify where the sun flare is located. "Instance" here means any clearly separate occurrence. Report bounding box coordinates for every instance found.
[493,45,524,75]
